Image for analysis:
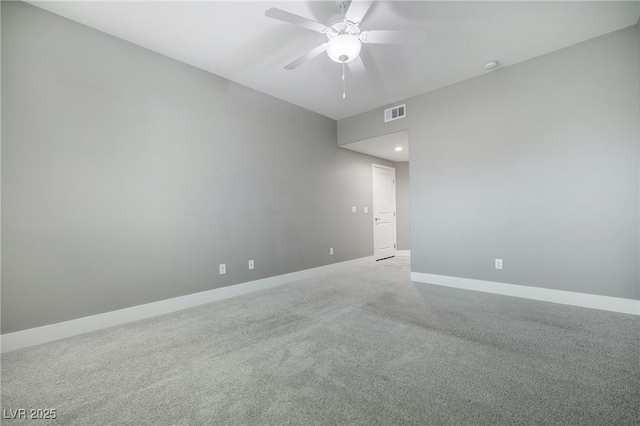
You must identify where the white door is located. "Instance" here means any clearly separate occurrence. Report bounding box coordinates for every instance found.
[372,164,396,260]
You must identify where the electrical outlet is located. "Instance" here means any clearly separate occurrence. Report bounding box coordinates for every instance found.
[219,264,226,275]
[495,259,503,270]
[248,260,254,270]
[363,206,368,214]
[351,206,357,214]
[329,247,334,256]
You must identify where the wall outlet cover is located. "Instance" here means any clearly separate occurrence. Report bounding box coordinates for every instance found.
[495,259,503,270]
[329,248,334,255]
[363,207,368,213]
[248,260,254,270]
[351,206,357,214]
[219,264,226,275]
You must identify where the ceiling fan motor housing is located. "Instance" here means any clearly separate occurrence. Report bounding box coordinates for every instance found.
[326,13,361,37]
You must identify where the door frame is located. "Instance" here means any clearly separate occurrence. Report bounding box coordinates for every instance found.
[372,163,397,260]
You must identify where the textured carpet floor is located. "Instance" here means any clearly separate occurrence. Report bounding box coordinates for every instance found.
[1,257,639,425]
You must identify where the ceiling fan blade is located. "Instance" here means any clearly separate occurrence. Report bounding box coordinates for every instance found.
[345,0,373,24]
[347,56,366,76]
[284,43,328,70]
[265,8,329,34]
[360,30,426,45]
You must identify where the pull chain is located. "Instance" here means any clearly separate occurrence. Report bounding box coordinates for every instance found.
[342,61,346,99]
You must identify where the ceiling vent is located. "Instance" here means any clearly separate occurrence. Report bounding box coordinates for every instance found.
[384,104,406,123]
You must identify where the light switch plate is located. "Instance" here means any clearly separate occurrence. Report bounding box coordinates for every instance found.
[219,264,226,275]
[351,206,357,214]
[330,248,334,256]
[363,207,368,214]
[248,260,254,270]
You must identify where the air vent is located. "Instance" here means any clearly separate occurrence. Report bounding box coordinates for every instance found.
[384,104,406,123]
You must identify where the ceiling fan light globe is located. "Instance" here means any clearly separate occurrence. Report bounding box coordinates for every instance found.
[327,34,361,63]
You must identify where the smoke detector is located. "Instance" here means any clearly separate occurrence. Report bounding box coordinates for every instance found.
[484,60,500,71]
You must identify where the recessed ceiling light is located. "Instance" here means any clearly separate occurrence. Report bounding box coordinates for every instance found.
[395,147,403,151]
[484,60,499,71]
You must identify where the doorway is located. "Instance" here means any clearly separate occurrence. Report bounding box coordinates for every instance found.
[372,164,397,260]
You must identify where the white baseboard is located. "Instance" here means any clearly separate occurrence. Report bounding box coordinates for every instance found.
[1,256,375,353]
[411,272,640,316]
[395,250,411,257]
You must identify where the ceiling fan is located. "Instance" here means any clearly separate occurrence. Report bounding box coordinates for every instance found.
[265,0,426,98]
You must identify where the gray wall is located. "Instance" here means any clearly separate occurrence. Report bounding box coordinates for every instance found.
[1,2,391,334]
[395,162,410,250]
[339,26,640,300]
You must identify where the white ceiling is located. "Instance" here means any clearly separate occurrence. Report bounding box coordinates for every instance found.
[342,130,409,162]
[29,1,640,120]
